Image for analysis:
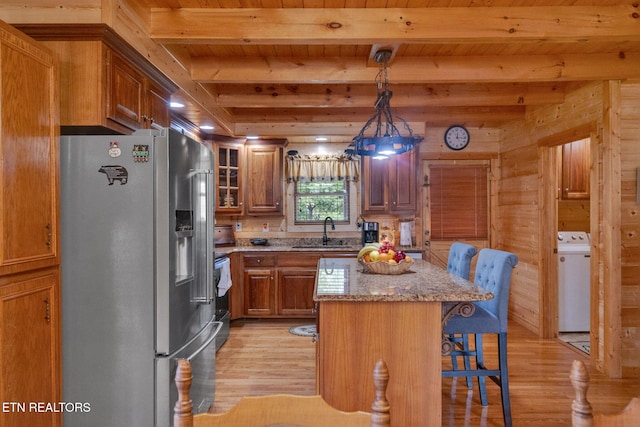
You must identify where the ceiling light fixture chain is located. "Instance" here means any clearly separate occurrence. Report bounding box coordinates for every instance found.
[346,49,423,159]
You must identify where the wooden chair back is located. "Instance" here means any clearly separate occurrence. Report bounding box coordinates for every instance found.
[174,358,391,427]
[570,360,640,427]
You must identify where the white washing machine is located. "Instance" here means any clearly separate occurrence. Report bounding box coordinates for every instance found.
[557,231,591,332]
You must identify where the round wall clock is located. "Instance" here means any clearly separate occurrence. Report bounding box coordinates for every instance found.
[444,125,470,151]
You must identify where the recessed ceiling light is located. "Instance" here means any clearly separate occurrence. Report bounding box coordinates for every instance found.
[200,125,214,130]
[315,137,328,142]
[170,102,185,108]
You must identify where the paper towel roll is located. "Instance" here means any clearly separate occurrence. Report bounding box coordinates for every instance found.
[400,221,413,246]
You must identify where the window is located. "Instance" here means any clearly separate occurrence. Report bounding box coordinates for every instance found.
[294,180,349,223]
[429,165,488,240]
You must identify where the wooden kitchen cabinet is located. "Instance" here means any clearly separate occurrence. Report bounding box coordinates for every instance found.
[17,24,176,134]
[238,252,357,318]
[0,23,59,276]
[277,253,319,317]
[243,254,277,316]
[278,268,317,316]
[362,149,418,214]
[0,21,61,426]
[108,52,171,131]
[216,142,244,215]
[0,269,60,427]
[562,138,590,199]
[245,141,284,215]
[214,139,284,216]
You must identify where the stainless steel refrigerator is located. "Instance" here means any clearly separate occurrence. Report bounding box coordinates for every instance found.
[60,128,221,427]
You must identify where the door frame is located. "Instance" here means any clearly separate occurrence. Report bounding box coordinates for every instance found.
[538,123,597,357]
[420,158,495,273]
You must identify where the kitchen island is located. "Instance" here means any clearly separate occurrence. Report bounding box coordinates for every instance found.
[314,258,493,427]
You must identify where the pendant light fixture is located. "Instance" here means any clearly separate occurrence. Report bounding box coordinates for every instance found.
[346,49,423,159]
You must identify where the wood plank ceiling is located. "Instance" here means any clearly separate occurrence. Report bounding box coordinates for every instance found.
[141,0,640,142]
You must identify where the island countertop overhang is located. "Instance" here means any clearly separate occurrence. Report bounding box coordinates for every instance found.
[313,257,493,303]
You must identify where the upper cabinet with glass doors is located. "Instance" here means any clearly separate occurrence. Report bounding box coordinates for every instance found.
[214,139,285,217]
[216,142,244,215]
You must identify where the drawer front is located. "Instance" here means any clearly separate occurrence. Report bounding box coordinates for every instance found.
[243,254,276,267]
[278,254,320,267]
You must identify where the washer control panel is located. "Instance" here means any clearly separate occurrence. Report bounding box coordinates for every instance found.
[558,231,590,244]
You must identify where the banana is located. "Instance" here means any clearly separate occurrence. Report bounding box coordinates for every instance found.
[357,242,381,260]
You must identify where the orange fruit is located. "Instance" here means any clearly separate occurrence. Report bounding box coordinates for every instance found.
[378,252,391,262]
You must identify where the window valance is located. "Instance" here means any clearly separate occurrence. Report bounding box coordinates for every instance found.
[286,153,360,182]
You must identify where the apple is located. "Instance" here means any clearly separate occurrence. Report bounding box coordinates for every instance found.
[369,250,380,261]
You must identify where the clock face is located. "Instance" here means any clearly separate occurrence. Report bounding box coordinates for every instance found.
[444,125,470,150]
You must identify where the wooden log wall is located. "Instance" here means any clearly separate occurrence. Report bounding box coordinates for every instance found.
[500,83,604,338]
[500,81,640,378]
[558,199,590,231]
[620,81,640,377]
[417,127,500,271]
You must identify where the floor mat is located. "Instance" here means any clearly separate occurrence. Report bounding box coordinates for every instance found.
[568,341,590,354]
[289,324,316,337]
[559,333,590,355]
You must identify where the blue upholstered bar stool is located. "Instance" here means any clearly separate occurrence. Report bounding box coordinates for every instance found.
[445,242,478,386]
[442,248,519,427]
[446,242,478,280]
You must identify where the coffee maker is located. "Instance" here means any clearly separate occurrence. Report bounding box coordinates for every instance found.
[362,222,379,245]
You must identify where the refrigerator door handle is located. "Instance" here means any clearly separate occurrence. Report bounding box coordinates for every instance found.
[183,321,223,361]
[191,169,216,304]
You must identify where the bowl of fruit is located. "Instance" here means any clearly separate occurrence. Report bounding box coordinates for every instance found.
[357,242,414,275]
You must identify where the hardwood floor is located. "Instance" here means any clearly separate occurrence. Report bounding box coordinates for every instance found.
[212,318,639,426]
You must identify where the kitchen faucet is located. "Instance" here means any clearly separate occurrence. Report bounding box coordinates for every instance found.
[323,216,335,246]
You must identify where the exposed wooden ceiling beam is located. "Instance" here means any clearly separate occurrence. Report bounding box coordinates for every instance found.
[233,121,426,139]
[232,106,524,123]
[191,53,640,84]
[214,83,566,108]
[149,6,640,45]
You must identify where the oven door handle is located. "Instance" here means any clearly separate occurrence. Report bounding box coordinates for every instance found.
[183,321,223,362]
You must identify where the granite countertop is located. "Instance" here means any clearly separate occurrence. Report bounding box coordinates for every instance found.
[214,244,362,257]
[215,241,423,258]
[314,258,493,303]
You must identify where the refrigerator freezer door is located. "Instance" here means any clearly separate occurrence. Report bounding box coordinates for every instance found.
[157,320,222,426]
